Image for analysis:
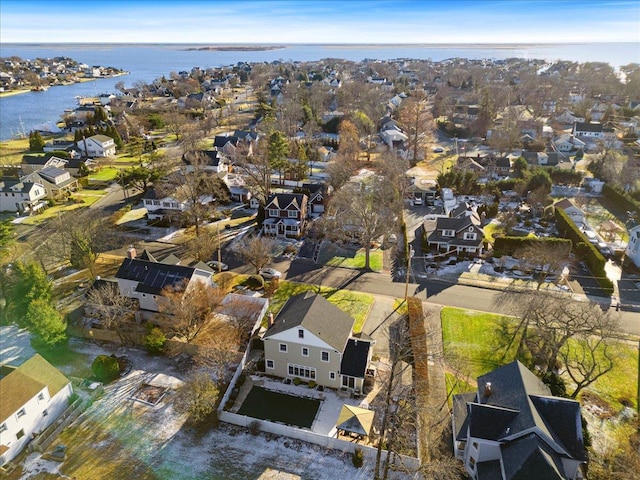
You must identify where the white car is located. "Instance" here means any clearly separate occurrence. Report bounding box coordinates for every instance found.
[259,268,282,279]
[207,260,229,271]
[433,146,444,153]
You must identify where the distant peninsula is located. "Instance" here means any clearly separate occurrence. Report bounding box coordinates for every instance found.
[183,45,285,52]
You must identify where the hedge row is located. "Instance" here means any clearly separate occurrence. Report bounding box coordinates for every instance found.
[493,236,572,257]
[554,208,614,295]
[602,184,640,222]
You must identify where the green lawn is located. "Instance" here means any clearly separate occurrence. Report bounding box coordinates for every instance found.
[318,242,384,272]
[89,167,120,182]
[441,307,519,379]
[237,386,320,428]
[325,249,383,271]
[441,306,638,411]
[268,281,374,333]
[20,203,87,225]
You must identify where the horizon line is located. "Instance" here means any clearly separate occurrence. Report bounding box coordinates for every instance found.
[2,41,638,46]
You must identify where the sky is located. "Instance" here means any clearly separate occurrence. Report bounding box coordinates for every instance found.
[1,0,639,44]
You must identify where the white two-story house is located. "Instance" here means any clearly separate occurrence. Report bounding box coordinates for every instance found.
[0,180,47,214]
[262,292,373,392]
[625,224,640,268]
[0,354,73,466]
[76,134,116,157]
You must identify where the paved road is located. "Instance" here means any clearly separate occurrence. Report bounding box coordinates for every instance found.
[283,259,640,337]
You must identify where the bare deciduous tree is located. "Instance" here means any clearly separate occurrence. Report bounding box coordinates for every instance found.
[494,289,621,397]
[514,240,573,289]
[322,176,396,271]
[235,236,277,274]
[397,95,434,165]
[160,281,226,343]
[85,282,138,344]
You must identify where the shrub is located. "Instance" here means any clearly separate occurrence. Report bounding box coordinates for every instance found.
[308,380,317,388]
[352,447,364,468]
[246,274,265,290]
[293,377,302,386]
[142,324,166,354]
[248,420,261,436]
[215,272,235,291]
[91,354,120,382]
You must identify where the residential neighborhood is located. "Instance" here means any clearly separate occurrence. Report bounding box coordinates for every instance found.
[1,21,640,480]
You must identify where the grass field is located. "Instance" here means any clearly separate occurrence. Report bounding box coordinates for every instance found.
[237,386,321,428]
[89,166,120,182]
[318,242,384,272]
[268,281,374,333]
[441,306,638,412]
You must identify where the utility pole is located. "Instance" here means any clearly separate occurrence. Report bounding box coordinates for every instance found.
[217,223,222,273]
[404,246,415,300]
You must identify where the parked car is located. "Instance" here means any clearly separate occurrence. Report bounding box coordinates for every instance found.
[433,146,444,153]
[412,196,423,206]
[207,260,229,271]
[259,268,282,279]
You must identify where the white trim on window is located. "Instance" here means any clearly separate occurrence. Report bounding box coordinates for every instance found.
[266,359,274,369]
[321,351,329,362]
[302,347,309,357]
[279,343,287,353]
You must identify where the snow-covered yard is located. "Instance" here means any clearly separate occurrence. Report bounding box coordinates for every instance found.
[16,339,405,480]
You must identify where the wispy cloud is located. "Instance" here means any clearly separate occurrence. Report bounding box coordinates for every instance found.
[1,0,638,43]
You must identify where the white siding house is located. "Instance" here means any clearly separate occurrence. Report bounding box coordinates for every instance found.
[0,354,73,466]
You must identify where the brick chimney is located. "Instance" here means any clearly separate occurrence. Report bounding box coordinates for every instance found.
[127,246,137,259]
[483,382,492,397]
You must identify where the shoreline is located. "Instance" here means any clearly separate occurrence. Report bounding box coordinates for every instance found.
[0,72,128,98]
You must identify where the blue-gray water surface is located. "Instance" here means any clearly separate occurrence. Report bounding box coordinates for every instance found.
[1,43,638,141]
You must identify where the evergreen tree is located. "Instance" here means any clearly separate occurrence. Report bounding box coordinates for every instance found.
[29,130,45,151]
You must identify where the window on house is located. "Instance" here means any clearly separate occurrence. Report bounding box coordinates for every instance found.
[329,372,336,380]
[37,392,45,401]
[442,229,455,237]
[0,423,6,433]
[321,351,329,362]
[287,363,316,380]
[302,347,309,357]
[288,210,297,218]
[16,429,25,440]
[16,408,26,418]
[42,410,48,417]
[266,359,274,369]
[268,209,278,217]
[464,232,476,240]
[279,343,287,352]
[298,329,304,339]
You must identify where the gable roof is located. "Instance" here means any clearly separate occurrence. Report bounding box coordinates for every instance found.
[477,361,584,456]
[263,291,354,352]
[0,354,70,422]
[265,193,307,211]
[213,135,239,149]
[182,150,222,167]
[115,258,197,295]
[88,134,114,144]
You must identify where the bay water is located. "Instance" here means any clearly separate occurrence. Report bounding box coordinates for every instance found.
[1,43,638,141]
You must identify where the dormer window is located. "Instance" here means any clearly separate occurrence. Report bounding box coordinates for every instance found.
[288,210,297,218]
[442,229,455,237]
